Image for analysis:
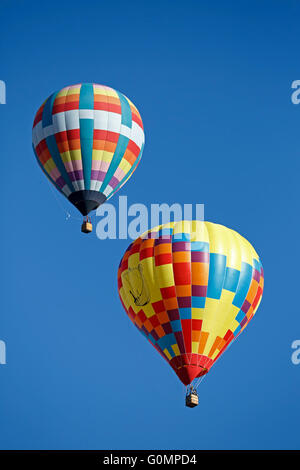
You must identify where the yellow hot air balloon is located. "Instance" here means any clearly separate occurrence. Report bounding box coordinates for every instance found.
[118,221,264,407]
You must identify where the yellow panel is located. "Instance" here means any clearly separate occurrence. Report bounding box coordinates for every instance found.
[69,149,82,161]
[201,298,222,354]
[154,264,175,288]
[163,348,172,360]
[172,344,180,356]
[101,151,115,163]
[191,221,209,243]
[91,149,105,161]
[210,349,220,361]
[128,252,140,269]
[191,307,205,320]
[173,220,192,236]
[67,86,81,95]
[56,88,69,97]
[219,290,235,303]
[119,159,131,173]
[44,158,56,173]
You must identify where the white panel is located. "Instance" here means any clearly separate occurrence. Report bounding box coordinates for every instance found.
[120,124,131,138]
[103,184,113,197]
[64,109,80,131]
[94,110,121,133]
[130,121,144,149]
[79,109,94,119]
[53,112,67,132]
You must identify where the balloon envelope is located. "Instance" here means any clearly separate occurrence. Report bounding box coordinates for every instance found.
[32,83,144,216]
[118,221,264,386]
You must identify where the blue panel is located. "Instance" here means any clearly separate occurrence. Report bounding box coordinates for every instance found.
[157,334,176,351]
[235,310,245,323]
[233,325,242,336]
[79,84,94,190]
[79,83,94,109]
[223,267,240,292]
[207,253,227,299]
[118,91,132,127]
[79,119,94,190]
[42,92,57,127]
[192,297,206,308]
[101,134,130,192]
[42,92,74,193]
[171,320,182,332]
[253,258,261,272]
[233,262,253,308]
[158,228,173,237]
[191,241,209,252]
[148,334,155,344]
[179,308,192,319]
[172,232,191,242]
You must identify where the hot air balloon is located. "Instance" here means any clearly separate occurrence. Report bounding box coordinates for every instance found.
[32,83,145,233]
[118,221,264,407]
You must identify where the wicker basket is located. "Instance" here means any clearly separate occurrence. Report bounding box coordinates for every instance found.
[186,393,199,408]
[81,222,93,233]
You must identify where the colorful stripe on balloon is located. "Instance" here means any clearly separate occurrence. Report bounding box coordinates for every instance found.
[32,83,145,200]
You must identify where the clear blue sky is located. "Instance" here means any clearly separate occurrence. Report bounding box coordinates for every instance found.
[1,0,299,450]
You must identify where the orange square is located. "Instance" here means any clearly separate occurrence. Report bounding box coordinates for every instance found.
[208,336,222,357]
[163,297,178,310]
[176,285,191,297]
[191,262,209,285]
[154,243,171,255]
[217,338,226,351]
[144,319,153,332]
[157,311,169,324]
[142,238,155,249]
[135,316,143,328]
[192,330,201,342]
[155,325,165,338]
[68,139,81,151]
[246,280,258,304]
[66,94,79,103]
[198,331,209,354]
[173,252,190,263]
[124,149,136,165]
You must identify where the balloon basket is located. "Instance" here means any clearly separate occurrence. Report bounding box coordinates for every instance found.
[185,392,199,408]
[81,221,93,234]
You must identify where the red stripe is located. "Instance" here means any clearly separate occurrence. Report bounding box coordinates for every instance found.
[182,319,192,353]
[93,129,119,143]
[66,129,80,140]
[160,286,177,299]
[94,102,122,114]
[127,140,141,157]
[155,253,173,266]
[192,319,202,331]
[140,247,154,260]
[131,112,143,129]
[173,262,191,285]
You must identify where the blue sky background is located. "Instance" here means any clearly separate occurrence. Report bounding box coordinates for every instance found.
[0,0,299,450]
